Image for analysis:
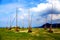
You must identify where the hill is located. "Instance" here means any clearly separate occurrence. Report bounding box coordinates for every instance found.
[34,23,60,28]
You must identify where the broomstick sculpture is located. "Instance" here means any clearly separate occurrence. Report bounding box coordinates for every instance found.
[15,8,20,32]
[44,16,47,30]
[48,3,53,33]
[6,16,11,30]
[28,9,32,33]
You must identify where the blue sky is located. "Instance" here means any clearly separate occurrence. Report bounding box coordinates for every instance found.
[0,0,60,27]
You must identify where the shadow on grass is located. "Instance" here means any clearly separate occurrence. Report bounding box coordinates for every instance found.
[47,33,60,40]
[0,35,2,40]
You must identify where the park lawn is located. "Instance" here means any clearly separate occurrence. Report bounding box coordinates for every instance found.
[0,28,60,40]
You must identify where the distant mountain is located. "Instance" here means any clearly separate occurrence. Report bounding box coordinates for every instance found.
[34,23,60,28]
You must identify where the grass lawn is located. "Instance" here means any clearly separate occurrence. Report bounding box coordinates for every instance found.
[0,28,60,40]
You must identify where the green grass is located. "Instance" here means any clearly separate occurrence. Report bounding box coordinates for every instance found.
[0,28,60,40]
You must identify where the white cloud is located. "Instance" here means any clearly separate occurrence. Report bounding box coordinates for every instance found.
[20,16,24,19]
[0,3,23,14]
[47,0,60,3]
[0,0,60,27]
[18,13,28,20]
[18,8,24,11]
[30,0,60,13]
[0,3,26,21]
[30,3,52,12]
[29,0,60,23]
[47,0,60,11]
[48,14,60,20]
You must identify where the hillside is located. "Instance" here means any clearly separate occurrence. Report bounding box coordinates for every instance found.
[34,23,60,28]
